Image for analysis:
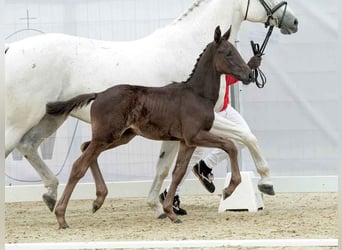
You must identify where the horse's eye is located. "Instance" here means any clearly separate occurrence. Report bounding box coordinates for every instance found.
[225,52,231,57]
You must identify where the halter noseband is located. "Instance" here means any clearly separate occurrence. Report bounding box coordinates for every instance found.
[244,0,288,28]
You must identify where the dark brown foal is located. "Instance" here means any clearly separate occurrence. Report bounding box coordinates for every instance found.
[46,25,254,228]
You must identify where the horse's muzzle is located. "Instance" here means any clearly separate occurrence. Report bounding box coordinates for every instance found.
[242,70,255,85]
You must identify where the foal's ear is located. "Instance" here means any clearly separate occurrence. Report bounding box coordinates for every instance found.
[214,25,221,43]
[222,25,232,41]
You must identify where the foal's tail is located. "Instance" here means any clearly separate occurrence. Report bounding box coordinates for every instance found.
[46,93,97,116]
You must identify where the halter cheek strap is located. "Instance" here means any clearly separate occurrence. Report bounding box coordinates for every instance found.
[244,0,288,88]
[244,0,288,28]
[244,0,251,21]
[260,0,288,28]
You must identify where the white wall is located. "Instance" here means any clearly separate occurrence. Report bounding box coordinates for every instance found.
[4,0,195,41]
[5,0,339,187]
[238,0,339,176]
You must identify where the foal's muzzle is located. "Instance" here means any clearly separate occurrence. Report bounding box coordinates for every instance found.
[242,70,255,85]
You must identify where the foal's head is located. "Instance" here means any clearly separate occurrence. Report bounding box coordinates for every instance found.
[213,26,254,85]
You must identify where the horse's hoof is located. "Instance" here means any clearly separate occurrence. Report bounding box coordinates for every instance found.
[174,219,182,224]
[157,213,167,219]
[92,202,100,213]
[59,223,69,229]
[222,190,231,200]
[258,184,275,195]
[42,193,56,212]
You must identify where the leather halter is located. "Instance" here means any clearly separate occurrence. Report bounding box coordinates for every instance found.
[244,0,288,28]
[244,0,288,88]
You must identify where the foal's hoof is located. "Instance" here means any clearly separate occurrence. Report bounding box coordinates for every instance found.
[42,193,56,212]
[222,190,231,200]
[59,223,70,229]
[173,219,182,224]
[157,213,167,219]
[92,202,100,213]
[258,184,275,196]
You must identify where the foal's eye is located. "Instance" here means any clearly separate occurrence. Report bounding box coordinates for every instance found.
[225,52,231,57]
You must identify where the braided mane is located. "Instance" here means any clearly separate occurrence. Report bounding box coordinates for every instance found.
[173,0,207,24]
[184,43,211,83]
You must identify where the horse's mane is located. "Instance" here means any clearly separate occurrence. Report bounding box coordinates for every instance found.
[173,0,207,24]
[184,43,211,83]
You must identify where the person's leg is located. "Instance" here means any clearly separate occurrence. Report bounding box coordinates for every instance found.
[204,105,250,166]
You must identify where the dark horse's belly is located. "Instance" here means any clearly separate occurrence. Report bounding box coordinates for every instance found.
[131,122,182,141]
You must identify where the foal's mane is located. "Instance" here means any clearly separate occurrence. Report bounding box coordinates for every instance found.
[184,42,211,83]
[173,0,207,24]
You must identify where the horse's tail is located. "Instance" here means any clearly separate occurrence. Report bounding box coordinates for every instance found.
[46,93,97,116]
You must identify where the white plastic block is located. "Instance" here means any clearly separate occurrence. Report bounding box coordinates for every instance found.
[218,171,264,212]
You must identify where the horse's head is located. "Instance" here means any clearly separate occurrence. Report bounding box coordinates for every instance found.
[241,0,298,34]
[213,26,254,85]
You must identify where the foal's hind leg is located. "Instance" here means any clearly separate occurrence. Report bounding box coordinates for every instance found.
[80,141,108,213]
[80,132,136,213]
[15,114,67,211]
[147,141,179,219]
[163,141,195,223]
[55,141,106,229]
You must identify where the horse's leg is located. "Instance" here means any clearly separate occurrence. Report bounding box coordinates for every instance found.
[5,123,29,157]
[55,140,107,229]
[163,141,195,223]
[147,141,179,219]
[243,139,274,195]
[79,141,108,213]
[5,128,19,158]
[187,130,241,199]
[15,114,67,211]
[81,132,136,213]
[209,113,274,195]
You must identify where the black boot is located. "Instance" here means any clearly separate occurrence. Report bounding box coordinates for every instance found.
[159,189,187,215]
[192,160,215,193]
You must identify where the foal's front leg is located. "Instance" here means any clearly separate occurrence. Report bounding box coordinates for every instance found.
[221,140,240,199]
[163,141,195,223]
[189,130,241,199]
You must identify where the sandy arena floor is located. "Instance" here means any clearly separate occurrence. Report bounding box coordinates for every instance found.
[5,193,337,249]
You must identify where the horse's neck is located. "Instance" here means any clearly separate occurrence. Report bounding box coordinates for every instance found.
[189,72,221,104]
[157,0,244,104]
[187,49,221,105]
[151,0,243,51]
